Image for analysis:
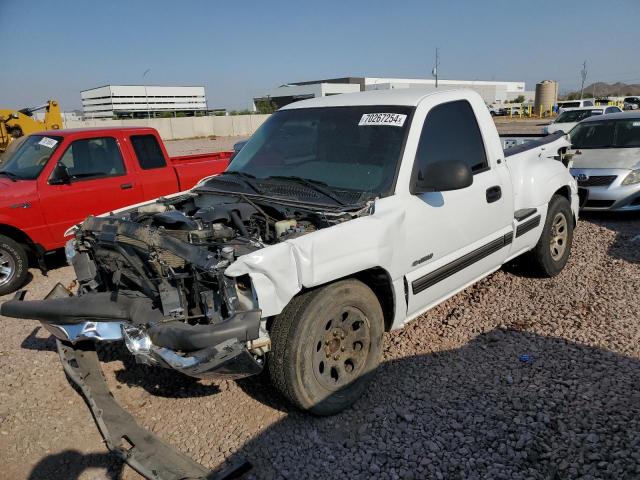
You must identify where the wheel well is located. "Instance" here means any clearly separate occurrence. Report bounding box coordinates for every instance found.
[0,224,37,260]
[352,267,395,332]
[0,224,32,247]
[554,185,570,201]
[553,186,576,225]
[266,267,397,334]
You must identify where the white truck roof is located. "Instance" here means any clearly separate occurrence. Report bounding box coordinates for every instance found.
[281,88,477,109]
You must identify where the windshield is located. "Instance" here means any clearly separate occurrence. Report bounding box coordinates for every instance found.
[570,119,640,149]
[0,135,62,180]
[556,109,602,123]
[225,106,413,198]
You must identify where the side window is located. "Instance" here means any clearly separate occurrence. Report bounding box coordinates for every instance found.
[605,107,618,114]
[59,137,125,180]
[414,100,488,178]
[584,100,594,106]
[130,135,167,169]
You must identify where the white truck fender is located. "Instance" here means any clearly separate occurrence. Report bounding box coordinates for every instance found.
[225,198,406,318]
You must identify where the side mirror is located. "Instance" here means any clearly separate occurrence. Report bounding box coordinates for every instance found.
[413,160,473,194]
[49,162,72,185]
[230,140,248,161]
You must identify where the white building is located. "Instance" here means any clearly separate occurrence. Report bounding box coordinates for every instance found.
[254,77,534,110]
[81,85,207,119]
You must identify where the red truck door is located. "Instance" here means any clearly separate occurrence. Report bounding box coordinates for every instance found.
[38,135,144,245]
[126,134,179,198]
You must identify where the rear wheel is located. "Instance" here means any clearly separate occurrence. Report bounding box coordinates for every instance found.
[0,235,28,295]
[268,279,384,415]
[529,195,573,277]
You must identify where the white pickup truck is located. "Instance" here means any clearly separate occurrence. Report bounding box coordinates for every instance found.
[2,89,579,478]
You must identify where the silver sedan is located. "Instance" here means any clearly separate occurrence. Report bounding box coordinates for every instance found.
[568,112,640,211]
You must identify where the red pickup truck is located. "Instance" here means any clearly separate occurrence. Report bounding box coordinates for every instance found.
[0,126,231,294]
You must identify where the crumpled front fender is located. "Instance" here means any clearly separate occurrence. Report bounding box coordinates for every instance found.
[224,199,405,318]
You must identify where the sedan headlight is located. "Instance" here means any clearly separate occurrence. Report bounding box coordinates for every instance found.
[621,169,640,186]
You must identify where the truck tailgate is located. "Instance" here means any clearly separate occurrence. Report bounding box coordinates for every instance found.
[170,152,232,190]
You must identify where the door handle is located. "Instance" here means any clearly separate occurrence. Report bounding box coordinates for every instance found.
[120,182,133,190]
[486,186,502,203]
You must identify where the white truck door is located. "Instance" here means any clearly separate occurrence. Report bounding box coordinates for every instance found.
[403,99,513,317]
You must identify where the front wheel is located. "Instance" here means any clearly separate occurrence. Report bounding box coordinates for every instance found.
[268,279,384,415]
[0,235,28,296]
[529,195,574,277]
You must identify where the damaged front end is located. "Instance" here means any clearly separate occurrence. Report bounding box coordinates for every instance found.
[1,189,371,477]
[3,190,368,377]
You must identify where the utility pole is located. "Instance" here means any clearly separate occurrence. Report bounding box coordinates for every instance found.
[579,61,588,100]
[432,48,440,88]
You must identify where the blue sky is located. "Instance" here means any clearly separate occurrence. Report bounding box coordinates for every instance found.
[1,0,639,110]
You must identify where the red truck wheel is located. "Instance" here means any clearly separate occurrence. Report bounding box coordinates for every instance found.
[0,235,28,296]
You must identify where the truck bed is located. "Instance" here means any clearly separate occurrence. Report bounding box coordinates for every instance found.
[500,132,565,154]
[170,151,232,190]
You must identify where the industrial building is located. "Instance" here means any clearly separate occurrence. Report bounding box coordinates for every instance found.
[81,85,207,119]
[253,77,534,110]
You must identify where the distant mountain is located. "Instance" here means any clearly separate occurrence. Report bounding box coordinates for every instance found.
[562,82,640,99]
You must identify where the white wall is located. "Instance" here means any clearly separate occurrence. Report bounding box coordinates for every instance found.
[64,115,270,140]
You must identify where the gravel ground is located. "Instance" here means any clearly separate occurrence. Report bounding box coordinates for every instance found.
[1,212,638,480]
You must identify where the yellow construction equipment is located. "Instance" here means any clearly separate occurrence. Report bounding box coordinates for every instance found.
[0,100,63,153]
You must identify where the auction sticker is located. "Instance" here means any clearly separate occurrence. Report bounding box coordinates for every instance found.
[359,113,407,127]
[38,137,58,148]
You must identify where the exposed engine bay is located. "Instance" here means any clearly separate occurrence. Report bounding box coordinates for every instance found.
[3,189,373,379]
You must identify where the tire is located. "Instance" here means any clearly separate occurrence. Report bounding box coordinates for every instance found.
[529,195,573,277]
[268,279,384,415]
[0,235,28,296]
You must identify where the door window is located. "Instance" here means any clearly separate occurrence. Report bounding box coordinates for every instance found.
[58,137,125,180]
[413,100,488,180]
[131,135,167,169]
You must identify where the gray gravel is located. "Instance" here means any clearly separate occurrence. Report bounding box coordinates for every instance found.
[1,213,638,480]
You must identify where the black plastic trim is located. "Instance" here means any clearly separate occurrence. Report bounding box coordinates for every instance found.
[514,208,537,221]
[57,340,251,479]
[412,233,512,295]
[515,215,541,238]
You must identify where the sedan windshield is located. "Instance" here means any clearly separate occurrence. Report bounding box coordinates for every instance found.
[556,109,602,123]
[0,135,62,180]
[225,106,413,199]
[570,119,640,149]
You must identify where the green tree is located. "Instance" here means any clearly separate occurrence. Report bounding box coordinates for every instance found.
[254,98,278,114]
[510,95,525,104]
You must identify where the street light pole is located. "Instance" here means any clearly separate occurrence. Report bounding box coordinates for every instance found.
[579,61,588,100]
[142,68,151,119]
[432,48,440,88]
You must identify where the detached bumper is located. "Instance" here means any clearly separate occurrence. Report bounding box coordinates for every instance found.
[1,285,264,380]
[57,340,251,480]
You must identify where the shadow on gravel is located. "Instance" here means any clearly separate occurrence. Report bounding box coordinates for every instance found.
[28,449,124,480]
[99,342,222,398]
[223,329,640,480]
[581,211,640,264]
[20,326,58,352]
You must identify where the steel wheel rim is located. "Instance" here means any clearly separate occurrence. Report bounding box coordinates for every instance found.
[0,249,16,287]
[312,306,371,390]
[549,212,568,261]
